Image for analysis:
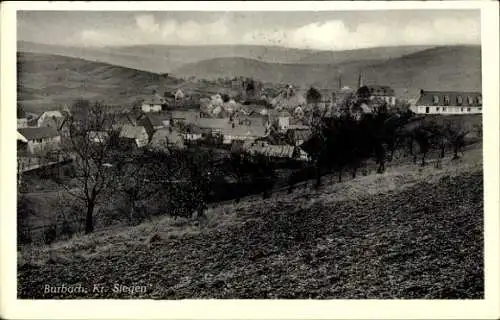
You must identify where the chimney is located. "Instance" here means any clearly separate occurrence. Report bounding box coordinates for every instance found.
[338,74,342,90]
[420,89,424,95]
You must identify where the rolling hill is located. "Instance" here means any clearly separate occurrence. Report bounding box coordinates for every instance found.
[173,45,482,98]
[18,41,318,73]
[17,51,258,113]
[18,41,447,74]
[17,52,185,112]
[296,45,437,64]
[17,45,481,112]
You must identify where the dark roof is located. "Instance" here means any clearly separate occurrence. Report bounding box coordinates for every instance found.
[198,117,233,131]
[416,90,482,107]
[119,125,147,139]
[143,95,166,105]
[144,113,172,127]
[18,127,60,140]
[361,85,395,97]
[170,110,200,123]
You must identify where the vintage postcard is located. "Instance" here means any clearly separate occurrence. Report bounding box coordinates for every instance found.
[1,1,499,319]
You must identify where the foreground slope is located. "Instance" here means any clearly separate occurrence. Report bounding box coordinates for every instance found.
[18,153,483,299]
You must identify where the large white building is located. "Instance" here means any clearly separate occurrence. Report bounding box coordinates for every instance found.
[410,90,482,115]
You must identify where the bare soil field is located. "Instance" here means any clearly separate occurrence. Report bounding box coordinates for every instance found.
[18,149,483,299]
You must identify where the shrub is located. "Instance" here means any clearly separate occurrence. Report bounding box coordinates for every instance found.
[43,224,58,245]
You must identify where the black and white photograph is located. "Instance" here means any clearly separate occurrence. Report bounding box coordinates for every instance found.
[2,1,500,319]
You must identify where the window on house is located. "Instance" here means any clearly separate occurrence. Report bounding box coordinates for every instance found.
[467,96,473,105]
[477,96,482,106]
[444,95,450,106]
[150,104,154,107]
[461,108,464,112]
[443,107,447,112]
[457,96,463,105]
[478,107,482,111]
[467,108,471,112]
[432,95,439,105]
[436,107,440,112]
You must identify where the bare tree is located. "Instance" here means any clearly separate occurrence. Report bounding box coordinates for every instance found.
[443,120,469,160]
[56,100,120,234]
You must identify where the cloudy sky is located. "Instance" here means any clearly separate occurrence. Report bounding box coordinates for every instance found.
[17,10,481,50]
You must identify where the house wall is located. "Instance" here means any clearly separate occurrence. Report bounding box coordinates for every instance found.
[410,105,482,115]
[184,133,203,141]
[17,118,28,128]
[278,116,290,131]
[223,135,255,145]
[27,136,61,154]
[141,104,162,113]
[370,95,396,106]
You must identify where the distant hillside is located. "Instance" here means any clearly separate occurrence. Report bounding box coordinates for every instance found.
[17,45,481,112]
[17,52,256,113]
[17,52,182,112]
[360,45,482,98]
[297,45,437,64]
[18,41,317,73]
[173,45,482,99]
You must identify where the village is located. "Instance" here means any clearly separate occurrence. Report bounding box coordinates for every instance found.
[17,72,483,175]
[12,6,491,304]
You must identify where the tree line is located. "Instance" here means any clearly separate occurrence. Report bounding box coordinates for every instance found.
[18,97,478,243]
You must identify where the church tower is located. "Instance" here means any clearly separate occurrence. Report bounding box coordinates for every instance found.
[357,71,364,89]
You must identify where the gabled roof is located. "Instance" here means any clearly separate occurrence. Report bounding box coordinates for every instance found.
[245,143,295,158]
[119,125,147,139]
[17,131,28,142]
[150,128,185,149]
[415,90,482,107]
[170,110,200,123]
[40,110,64,119]
[18,127,60,140]
[361,85,395,97]
[226,123,268,138]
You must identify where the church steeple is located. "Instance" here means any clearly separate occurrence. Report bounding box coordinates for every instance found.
[358,71,364,89]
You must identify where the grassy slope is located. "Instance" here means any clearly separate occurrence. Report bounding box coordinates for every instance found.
[18,147,483,299]
[17,52,238,112]
[173,45,481,98]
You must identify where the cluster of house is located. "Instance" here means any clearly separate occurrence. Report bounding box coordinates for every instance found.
[16,103,313,162]
[17,110,67,155]
[17,71,482,160]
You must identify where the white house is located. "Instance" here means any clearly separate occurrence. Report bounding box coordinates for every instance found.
[410,90,482,115]
[18,127,61,154]
[141,97,164,113]
[174,88,185,101]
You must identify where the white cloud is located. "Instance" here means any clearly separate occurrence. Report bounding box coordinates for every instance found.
[242,17,480,50]
[136,14,160,34]
[78,15,480,49]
